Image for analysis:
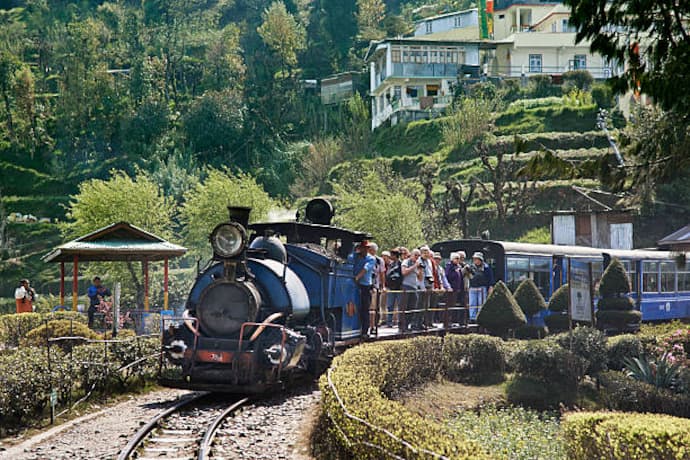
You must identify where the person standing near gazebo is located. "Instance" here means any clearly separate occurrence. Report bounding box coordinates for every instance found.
[14,279,35,314]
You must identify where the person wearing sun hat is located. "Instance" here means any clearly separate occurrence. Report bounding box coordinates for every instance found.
[469,251,494,308]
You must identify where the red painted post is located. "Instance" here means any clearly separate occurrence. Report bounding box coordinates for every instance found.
[143,260,149,311]
[72,256,78,311]
[163,258,169,311]
[60,262,65,307]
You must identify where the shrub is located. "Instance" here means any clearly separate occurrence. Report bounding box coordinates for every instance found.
[510,340,585,388]
[656,328,690,367]
[442,334,506,384]
[318,337,489,459]
[598,258,631,298]
[548,284,569,312]
[544,313,569,333]
[554,326,608,376]
[591,83,613,109]
[624,353,683,391]
[595,309,642,328]
[476,281,527,336]
[607,334,644,371]
[21,320,101,350]
[506,376,575,410]
[515,325,549,339]
[513,279,547,318]
[562,70,594,91]
[563,411,690,460]
[0,312,88,348]
[599,371,690,418]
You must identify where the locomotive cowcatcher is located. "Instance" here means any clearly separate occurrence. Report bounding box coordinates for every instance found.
[159,199,371,393]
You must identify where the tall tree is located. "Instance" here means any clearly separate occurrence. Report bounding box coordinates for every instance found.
[258,1,307,75]
[565,0,690,115]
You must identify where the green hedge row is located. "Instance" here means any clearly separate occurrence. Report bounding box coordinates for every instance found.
[0,337,159,427]
[599,371,690,418]
[318,335,507,459]
[562,411,690,460]
[0,312,88,348]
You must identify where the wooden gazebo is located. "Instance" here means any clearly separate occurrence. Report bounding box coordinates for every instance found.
[42,222,187,311]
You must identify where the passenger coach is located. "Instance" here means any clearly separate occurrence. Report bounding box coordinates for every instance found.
[431,239,690,322]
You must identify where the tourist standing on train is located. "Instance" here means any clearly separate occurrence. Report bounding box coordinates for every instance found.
[470,252,495,307]
[401,248,424,330]
[445,253,464,324]
[14,279,35,314]
[384,249,403,327]
[352,241,376,337]
[368,242,386,327]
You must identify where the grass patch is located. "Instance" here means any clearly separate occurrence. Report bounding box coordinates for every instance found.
[373,117,443,157]
[448,405,565,460]
[397,379,507,420]
[517,226,551,244]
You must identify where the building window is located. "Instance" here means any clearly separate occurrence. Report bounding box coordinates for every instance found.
[643,261,659,293]
[426,84,439,96]
[620,260,637,293]
[679,263,690,292]
[574,54,586,69]
[551,23,557,32]
[406,86,419,98]
[425,21,432,34]
[454,16,461,28]
[498,14,505,19]
[529,54,542,73]
[392,48,401,63]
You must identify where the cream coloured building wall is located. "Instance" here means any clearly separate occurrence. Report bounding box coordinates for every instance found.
[493,4,560,40]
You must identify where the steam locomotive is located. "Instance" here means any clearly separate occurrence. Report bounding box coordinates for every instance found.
[159,199,371,392]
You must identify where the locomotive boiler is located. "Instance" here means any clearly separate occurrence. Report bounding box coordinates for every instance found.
[159,200,371,392]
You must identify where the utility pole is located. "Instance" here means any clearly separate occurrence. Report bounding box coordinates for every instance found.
[597,109,625,167]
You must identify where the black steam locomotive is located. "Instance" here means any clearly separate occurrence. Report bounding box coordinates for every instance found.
[159,200,371,392]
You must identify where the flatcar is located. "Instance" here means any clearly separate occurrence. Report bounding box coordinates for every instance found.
[431,239,690,322]
[159,199,373,393]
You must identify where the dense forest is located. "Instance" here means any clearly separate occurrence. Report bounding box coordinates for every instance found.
[0,0,475,199]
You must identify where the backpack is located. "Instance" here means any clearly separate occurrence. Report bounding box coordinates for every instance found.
[386,261,403,290]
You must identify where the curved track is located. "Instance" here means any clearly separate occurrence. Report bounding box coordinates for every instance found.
[117,392,249,460]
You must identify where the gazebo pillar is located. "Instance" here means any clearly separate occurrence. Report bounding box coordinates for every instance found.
[143,259,149,311]
[72,256,79,311]
[164,258,169,311]
[60,262,65,306]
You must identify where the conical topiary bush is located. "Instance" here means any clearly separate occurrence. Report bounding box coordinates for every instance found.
[596,257,641,331]
[544,283,570,332]
[513,279,547,318]
[477,281,527,336]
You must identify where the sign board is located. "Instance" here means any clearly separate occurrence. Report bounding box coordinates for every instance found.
[50,389,58,407]
[568,259,593,323]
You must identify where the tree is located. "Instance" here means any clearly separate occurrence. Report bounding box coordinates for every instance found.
[441,96,496,149]
[182,169,275,258]
[446,179,477,237]
[356,0,385,41]
[334,169,424,251]
[289,137,345,197]
[565,0,690,116]
[258,2,307,74]
[476,281,527,336]
[63,171,177,305]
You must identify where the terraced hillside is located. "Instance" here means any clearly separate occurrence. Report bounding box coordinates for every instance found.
[333,96,616,241]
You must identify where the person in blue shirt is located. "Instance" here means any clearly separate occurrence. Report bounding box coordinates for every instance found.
[352,241,377,337]
[87,277,111,328]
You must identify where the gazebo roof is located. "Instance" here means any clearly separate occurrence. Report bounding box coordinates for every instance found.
[43,222,187,263]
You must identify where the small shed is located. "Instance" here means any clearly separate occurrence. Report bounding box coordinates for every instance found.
[42,222,187,311]
[657,225,690,252]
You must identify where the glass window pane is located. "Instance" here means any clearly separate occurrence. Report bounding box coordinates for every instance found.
[661,262,676,292]
[530,257,550,271]
[679,272,690,292]
[533,271,550,299]
[507,257,529,270]
[643,261,659,293]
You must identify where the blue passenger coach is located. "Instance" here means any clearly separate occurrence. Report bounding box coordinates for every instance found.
[431,240,690,322]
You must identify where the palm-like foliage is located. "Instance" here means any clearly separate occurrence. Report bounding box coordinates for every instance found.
[623,353,683,391]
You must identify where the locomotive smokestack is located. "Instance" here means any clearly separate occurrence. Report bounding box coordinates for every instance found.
[228,206,251,228]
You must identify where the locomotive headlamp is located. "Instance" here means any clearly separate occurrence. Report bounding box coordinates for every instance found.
[210,222,247,258]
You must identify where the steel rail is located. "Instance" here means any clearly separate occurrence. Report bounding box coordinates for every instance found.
[197,397,250,460]
[117,391,209,460]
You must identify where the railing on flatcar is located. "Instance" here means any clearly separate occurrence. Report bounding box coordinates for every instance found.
[367,287,486,338]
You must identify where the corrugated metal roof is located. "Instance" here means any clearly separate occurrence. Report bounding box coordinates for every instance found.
[658,225,690,246]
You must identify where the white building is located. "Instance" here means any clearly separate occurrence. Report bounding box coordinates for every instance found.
[365,9,487,130]
[490,0,622,79]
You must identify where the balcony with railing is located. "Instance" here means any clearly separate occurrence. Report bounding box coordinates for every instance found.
[372,95,453,129]
[491,65,621,79]
[391,62,460,78]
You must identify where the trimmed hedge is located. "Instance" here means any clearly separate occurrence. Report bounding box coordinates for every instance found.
[513,279,547,318]
[21,320,101,350]
[318,337,493,459]
[554,326,608,376]
[442,334,506,384]
[606,334,644,371]
[545,284,569,333]
[515,324,549,339]
[544,313,569,332]
[597,258,640,331]
[599,371,690,418]
[510,340,585,388]
[476,281,527,336]
[598,258,631,297]
[563,411,690,460]
[0,312,88,348]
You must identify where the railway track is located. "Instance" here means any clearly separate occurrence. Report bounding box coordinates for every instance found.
[117,392,249,460]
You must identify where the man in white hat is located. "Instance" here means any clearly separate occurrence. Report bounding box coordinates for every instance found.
[469,251,495,308]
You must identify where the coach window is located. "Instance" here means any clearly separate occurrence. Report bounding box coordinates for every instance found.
[678,263,690,292]
[591,261,603,296]
[530,257,551,298]
[660,262,677,292]
[642,261,659,293]
[620,260,637,293]
[506,256,529,291]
